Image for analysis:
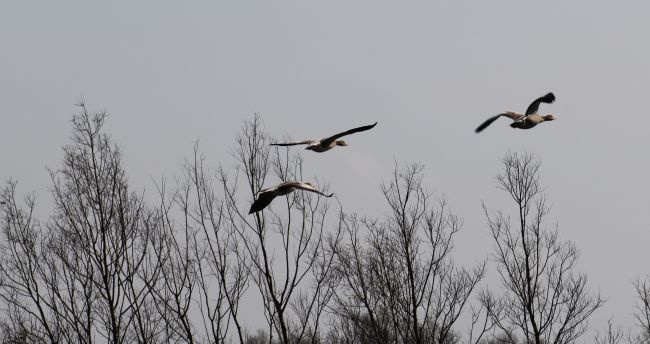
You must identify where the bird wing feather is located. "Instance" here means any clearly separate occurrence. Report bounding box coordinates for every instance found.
[270,140,316,146]
[291,182,334,198]
[501,112,525,120]
[320,122,378,147]
[250,181,332,214]
[525,92,556,115]
[475,112,524,133]
[249,190,278,214]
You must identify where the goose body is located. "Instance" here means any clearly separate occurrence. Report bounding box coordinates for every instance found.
[475,93,556,133]
[249,181,333,214]
[271,122,377,153]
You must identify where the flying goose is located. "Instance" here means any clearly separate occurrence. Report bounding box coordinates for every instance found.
[475,93,556,133]
[271,122,377,153]
[249,181,334,214]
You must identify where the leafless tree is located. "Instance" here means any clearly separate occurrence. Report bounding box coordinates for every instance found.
[481,151,604,344]
[143,180,199,343]
[1,109,339,344]
[219,114,341,344]
[468,289,504,344]
[0,182,54,344]
[144,143,249,343]
[630,277,650,343]
[594,318,625,344]
[0,102,163,343]
[330,163,486,344]
[5,108,624,344]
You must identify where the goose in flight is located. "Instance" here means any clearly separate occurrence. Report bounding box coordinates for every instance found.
[249,181,334,214]
[475,93,556,133]
[271,122,377,153]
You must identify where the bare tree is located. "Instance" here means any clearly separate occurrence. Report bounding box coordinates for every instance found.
[594,318,625,344]
[1,110,339,344]
[631,277,650,343]
[219,114,341,344]
[0,182,55,343]
[481,151,604,344]
[184,146,249,344]
[144,144,249,343]
[330,163,486,344]
[0,102,162,343]
[591,280,650,344]
[144,181,199,343]
[468,289,504,344]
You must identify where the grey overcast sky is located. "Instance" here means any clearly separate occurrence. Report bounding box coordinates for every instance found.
[2,0,649,335]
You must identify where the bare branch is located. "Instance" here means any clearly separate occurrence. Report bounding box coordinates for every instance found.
[482,152,604,344]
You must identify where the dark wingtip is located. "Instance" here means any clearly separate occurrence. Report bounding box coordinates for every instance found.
[327,193,334,197]
[545,92,556,103]
[474,121,490,134]
[474,114,501,134]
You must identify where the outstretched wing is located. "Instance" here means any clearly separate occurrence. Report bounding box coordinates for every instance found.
[525,92,556,115]
[249,191,277,214]
[474,111,524,134]
[320,122,378,147]
[291,182,334,198]
[270,140,316,147]
[475,113,523,133]
[475,114,502,133]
